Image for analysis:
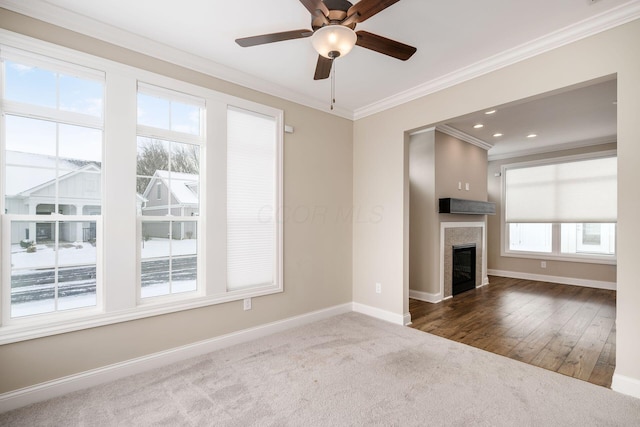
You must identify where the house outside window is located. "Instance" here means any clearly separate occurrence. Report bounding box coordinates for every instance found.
[1,48,104,320]
[136,83,203,300]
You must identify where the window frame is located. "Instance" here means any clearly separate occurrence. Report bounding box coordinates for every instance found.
[136,82,205,304]
[0,30,284,345]
[500,151,617,265]
[1,45,106,327]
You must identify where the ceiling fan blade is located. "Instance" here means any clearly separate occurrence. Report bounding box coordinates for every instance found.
[299,0,330,17]
[236,29,313,47]
[347,0,400,23]
[355,30,416,60]
[314,55,333,80]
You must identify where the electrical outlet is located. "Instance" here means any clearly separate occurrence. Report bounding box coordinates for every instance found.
[243,298,252,311]
[465,183,470,191]
[375,282,382,294]
[541,261,547,269]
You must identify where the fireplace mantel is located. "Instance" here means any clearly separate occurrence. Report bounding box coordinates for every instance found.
[439,198,495,215]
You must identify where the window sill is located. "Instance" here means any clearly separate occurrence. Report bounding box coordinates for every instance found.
[501,250,616,265]
[0,284,282,345]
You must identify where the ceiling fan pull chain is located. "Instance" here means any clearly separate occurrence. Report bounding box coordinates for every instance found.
[331,59,336,110]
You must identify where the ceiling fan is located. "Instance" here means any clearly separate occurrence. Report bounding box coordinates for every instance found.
[235,0,417,80]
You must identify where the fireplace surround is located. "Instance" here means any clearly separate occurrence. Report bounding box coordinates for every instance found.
[440,222,486,299]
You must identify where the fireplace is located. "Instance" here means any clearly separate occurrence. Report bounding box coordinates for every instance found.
[440,222,485,299]
[452,244,476,296]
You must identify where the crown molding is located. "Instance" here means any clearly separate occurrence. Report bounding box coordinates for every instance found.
[487,135,617,162]
[0,1,354,120]
[436,125,493,151]
[2,1,639,122]
[353,1,640,120]
[408,126,436,136]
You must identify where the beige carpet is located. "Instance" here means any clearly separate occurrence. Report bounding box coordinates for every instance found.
[2,312,639,426]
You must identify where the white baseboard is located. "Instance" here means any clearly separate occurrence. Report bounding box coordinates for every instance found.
[409,289,442,304]
[612,373,640,399]
[352,302,406,326]
[403,312,412,326]
[0,303,352,414]
[487,269,616,290]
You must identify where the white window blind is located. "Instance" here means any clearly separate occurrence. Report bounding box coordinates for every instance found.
[504,156,617,223]
[227,107,277,291]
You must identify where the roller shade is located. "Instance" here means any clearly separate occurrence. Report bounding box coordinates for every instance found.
[226,106,277,291]
[504,156,617,223]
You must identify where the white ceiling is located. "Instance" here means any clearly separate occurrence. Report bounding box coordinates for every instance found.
[443,77,618,160]
[1,0,637,156]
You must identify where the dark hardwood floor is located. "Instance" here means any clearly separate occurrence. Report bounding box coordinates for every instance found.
[409,276,616,388]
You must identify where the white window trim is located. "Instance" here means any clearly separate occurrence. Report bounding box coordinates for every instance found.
[1,38,107,331]
[0,30,283,345]
[500,150,617,265]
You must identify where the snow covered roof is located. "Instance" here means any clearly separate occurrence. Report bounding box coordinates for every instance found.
[147,170,199,205]
[5,151,101,196]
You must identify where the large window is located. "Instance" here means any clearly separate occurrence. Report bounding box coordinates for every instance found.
[136,84,203,300]
[1,49,104,321]
[0,37,283,344]
[502,153,617,263]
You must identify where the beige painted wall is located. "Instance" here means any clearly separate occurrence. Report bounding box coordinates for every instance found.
[409,130,488,295]
[434,131,488,204]
[409,131,437,294]
[0,10,353,393]
[487,143,617,283]
[353,19,640,385]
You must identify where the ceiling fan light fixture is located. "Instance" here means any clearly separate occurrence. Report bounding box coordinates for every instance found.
[311,25,357,59]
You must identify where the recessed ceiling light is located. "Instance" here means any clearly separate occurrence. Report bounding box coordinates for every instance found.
[493,133,503,137]
[473,124,484,129]
[527,134,537,138]
[485,110,496,115]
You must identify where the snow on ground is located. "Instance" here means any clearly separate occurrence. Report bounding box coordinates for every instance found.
[140,280,197,298]
[11,237,196,271]
[141,238,197,258]
[9,238,197,318]
[11,242,96,270]
[11,238,197,318]
[11,289,96,318]
[12,279,196,317]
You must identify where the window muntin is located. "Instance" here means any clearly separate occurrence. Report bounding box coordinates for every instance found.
[4,116,102,216]
[10,220,98,318]
[136,137,200,214]
[136,85,203,300]
[140,220,198,298]
[2,51,104,321]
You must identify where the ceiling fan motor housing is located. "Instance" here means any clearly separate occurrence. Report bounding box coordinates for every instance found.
[312,0,357,30]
